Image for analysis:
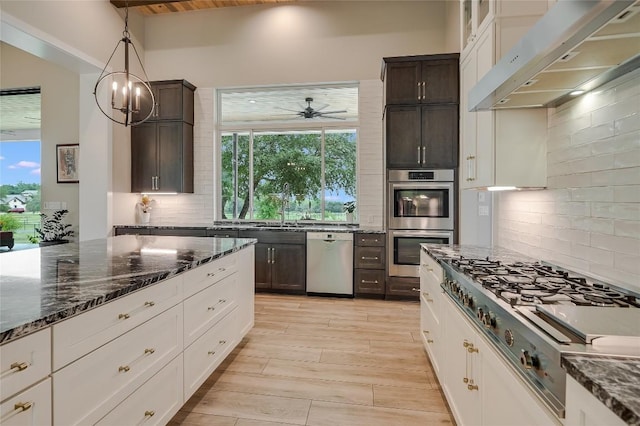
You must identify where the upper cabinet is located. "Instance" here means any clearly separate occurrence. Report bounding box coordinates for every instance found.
[460,1,550,189]
[131,79,196,193]
[383,54,460,170]
[385,58,459,105]
[133,80,196,124]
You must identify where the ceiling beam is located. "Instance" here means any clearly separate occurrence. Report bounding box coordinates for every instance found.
[110,1,191,8]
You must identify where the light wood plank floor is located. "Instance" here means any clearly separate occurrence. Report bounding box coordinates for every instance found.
[169,294,455,426]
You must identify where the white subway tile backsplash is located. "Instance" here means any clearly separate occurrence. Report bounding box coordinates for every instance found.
[498,74,640,290]
[615,113,640,136]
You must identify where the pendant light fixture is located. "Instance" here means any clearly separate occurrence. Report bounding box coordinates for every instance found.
[93,1,154,126]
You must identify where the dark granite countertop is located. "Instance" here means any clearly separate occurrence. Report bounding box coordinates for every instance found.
[115,223,386,234]
[421,243,538,264]
[562,354,640,425]
[0,235,256,344]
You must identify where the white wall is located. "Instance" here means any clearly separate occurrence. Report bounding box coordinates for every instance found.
[124,1,452,229]
[497,72,640,292]
[1,42,80,238]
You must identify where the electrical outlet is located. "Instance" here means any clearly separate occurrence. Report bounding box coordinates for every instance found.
[479,205,489,216]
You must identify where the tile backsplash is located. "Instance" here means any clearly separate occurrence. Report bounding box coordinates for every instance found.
[497,72,640,292]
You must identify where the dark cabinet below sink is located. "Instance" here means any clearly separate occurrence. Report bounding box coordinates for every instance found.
[239,230,306,294]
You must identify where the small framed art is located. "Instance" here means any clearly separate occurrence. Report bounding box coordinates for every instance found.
[56,144,79,183]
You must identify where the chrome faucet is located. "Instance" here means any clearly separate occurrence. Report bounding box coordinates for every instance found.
[280,182,290,226]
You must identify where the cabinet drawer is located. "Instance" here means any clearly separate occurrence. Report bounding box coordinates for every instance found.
[354,269,385,295]
[355,246,385,269]
[184,252,238,299]
[355,233,385,247]
[53,304,183,426]
[184,307,239,400]
[150,228,206,237]
[53,275,182,370]
[0,378,51,426]
[207,229,239,238]
[96,354,183,426]
[239,230,306,245]
[184,274,238,347]
[386,276,420,299]
[0,329,51,402]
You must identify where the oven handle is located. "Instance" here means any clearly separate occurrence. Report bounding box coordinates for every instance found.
[389,230,453,239]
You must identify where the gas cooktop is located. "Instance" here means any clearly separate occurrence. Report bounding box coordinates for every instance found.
[449,256,640,309]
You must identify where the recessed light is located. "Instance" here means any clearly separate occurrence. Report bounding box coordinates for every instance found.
[570,90,585,96]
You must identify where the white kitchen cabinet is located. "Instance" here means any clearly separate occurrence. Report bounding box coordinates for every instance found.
[0,328,50,403]
[460,4,548,190]
[53,303,184,426]
[96,354,184,426]
[460,0,494,59]
[52,274,183,370]
[0,378,51,426]
[236,245,256,336]
[565,375,626,426]
[441,296,483,425]
[419,250,445,376]
[184,306,240,400]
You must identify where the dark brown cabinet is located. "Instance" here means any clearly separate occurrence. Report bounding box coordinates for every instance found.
[384,55,459,105]
[386,276,420,300]
[131,79,196,194]
[386,104,459,169]
[354,233,386,297]
[239,230,306,293]
[133,80,195,124]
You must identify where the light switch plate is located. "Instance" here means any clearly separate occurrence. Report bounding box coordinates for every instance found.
[479,205,489,216]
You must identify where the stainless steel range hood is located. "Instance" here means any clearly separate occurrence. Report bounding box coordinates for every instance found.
[469,0,640,111]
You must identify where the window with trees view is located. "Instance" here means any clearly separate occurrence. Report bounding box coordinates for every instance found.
[218,84,358,222]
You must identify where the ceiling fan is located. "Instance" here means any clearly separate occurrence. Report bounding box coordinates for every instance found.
[277,97,347,120]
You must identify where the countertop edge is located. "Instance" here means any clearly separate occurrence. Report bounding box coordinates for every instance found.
[0,238,257,345]
[561,354,640,425]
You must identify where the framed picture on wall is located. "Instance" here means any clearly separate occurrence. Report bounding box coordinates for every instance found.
[56,144,79,183]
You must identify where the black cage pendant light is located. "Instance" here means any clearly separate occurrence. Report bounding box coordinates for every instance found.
[93,1,154,126]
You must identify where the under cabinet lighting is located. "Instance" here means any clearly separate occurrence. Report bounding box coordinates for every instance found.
[141,248,177,255]
[141,192,178,195]
[487,186,517,191]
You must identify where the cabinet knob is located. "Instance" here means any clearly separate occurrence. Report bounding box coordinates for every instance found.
[207,306,216,311]
[144,410,155,417]
[427,339,434,343]
[467,346,479,353]
[13,401,33,412]
[144,301,155,307]
[467,384,479,391]
[10,362,28,372]
[208,350,216,355]
[119,365,131,373]
[219,340,227,345]
[463,377,469,383]
[118,313,130,320]
[144,348,155,355]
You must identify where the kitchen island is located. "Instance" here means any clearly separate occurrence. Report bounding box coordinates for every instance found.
[0,235,256,425]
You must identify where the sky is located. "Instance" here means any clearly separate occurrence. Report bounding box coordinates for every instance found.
[0,141,41,186]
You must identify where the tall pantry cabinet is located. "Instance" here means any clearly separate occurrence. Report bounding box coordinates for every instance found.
[131,80,196,193]
[459,1,551,189]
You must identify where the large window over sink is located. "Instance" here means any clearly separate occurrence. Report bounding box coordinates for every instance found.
[218,83,358,222]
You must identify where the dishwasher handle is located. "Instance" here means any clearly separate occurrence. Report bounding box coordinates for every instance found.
[323,239,336,243]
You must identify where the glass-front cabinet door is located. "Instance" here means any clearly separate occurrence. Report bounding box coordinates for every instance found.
[460,0,494,57]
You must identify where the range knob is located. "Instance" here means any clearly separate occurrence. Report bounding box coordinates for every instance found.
[531,355,541,370]
[520,350,533,369]
[504,329,514,347]
[482,312,497,328]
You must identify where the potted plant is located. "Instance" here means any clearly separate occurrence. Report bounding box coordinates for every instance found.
[137,195,154,224]
[343,201,356,223]
[35,209,75,246]
[0,213,20,250]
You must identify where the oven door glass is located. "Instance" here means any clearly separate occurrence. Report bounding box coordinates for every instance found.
[388,231,453,277]
[393,189,449,219]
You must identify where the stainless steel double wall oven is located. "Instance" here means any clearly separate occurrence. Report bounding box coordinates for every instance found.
[387,169,455,277]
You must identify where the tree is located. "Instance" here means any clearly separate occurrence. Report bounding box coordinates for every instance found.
[221,131,356,220]
[26,191,41,212]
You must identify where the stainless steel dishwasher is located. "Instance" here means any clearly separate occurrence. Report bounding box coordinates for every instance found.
[306,232,354,296]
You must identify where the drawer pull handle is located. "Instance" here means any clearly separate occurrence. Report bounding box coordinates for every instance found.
[426,298,434,302]
[219,299,226,303]
[468,346,479,354]
[144,348,155,355]
[10,362,28,372]
[207,272,216,277]
[207,306,216,311]
[361,256,379,260]
[219,340,227,345]
[144,410,155,417]
[208,351,216,355]
[118,365,130,373]
[468,384,479,391]
[361,280,378,284]
[144,301,155,307]
[13,401,32,412]
[411,287,420,292]
[118,313,130,320]
[427,339,434,343]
